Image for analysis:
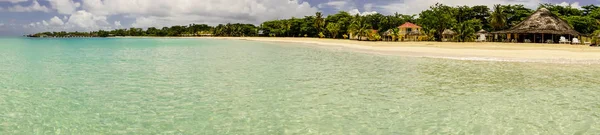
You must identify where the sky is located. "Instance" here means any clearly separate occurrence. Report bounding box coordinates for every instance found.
[0,0,597,35]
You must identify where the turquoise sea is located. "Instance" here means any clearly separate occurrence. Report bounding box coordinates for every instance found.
[0,37,599,134]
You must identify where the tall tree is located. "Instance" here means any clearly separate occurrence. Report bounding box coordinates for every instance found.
[453,19,482,42]
[326,22,341,38]
[565,16,599,34]
[471,5,491,30]
[349,15,371,41]
[490,4,507,31]
[417,3,456,41]
[582,5,599,16]
[314,12,325,35]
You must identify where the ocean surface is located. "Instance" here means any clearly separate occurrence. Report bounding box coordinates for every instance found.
[0,37,599,134]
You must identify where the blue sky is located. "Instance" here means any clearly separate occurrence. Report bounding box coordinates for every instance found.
[0,0,597,35]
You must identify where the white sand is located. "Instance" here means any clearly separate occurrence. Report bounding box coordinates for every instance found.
[212,37,600,64]
[114,36,600,64]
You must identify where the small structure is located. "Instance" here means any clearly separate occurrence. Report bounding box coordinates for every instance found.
[407,30,422,41]
[398,22,426,41]
[491,8,581,43]
[475,29,491,42]
[442,29,457,42]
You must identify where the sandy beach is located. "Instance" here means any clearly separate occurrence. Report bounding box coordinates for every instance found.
[199,37,600,64]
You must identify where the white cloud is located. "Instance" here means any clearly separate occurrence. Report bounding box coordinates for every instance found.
[65,10,109,30]
[0,23,4,26]
[114,21,121,27]
[317,0,349,10]
[380,0,544,15]
[47,0,81,14]
[27,10,110,32]
[5,0,50,12]
[348,9,378,16]
[0,0,28,3]
[558,2,581,9]
[49,16,64,25]
[79,0,318,28]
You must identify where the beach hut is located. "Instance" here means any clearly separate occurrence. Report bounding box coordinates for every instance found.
[491,8,581,43]
[442,29,457,42]
[407,30,423,41]
[476,29,491,42]
[398,22,426,41]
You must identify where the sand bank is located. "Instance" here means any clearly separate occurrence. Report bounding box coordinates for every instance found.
[210,37,600,64]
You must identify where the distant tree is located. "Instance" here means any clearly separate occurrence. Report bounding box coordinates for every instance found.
[418,3,456,41]
[565,16,599,34]
[490,4,507,31]
[582,5,599,16]
[326,22,341,38]
[349,15,371,41]
[314,12,325,35]
[454,19,482,42]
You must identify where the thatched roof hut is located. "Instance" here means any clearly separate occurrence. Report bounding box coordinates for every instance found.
[492,8,580,36]
[442,29,456,36]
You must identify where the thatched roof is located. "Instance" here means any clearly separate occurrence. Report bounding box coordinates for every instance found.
[442,29,456,35]
[476,29,490,36]
[476,29,488,34]
[492,8,580,36]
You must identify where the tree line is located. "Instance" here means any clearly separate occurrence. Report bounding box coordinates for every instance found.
[29,3,600,42]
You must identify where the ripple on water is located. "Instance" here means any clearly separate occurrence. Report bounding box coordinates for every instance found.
[0,38,599,134]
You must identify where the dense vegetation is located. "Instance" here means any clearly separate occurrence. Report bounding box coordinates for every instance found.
[29,3,600,42]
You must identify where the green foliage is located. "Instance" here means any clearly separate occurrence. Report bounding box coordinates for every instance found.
[349,14,372,41]
[326,22,341,38]
[326,11,353,37]
[314,12,325,35]
[592,30,600,43]
[389,28,401,41]
[213,23,257,37]
[490,4,507,31]
[30,3,600,39]
[370,32,382,41]
[318,32,325,38]
[453,19,483,42]
[503,5,533,27]
[565,16,599,35]
[418,3,456,41]
[343,34,348,39]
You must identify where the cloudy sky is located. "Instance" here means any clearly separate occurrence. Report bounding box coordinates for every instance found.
[0,0,595,35]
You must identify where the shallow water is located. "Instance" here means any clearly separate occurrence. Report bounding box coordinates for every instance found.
[0,37,599,134]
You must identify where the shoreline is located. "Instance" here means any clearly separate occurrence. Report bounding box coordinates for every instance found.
[121,36,600,64]
[215,37,600,64]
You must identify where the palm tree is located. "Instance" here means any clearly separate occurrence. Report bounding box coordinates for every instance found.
[490,4,507,31]
[390,28,401,41]
[314,12,325,35]
[349,15,371,41]
[454,19,482,42]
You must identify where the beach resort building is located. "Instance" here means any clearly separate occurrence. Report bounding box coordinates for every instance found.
[491,8,581,43]
[398,22,427,41]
